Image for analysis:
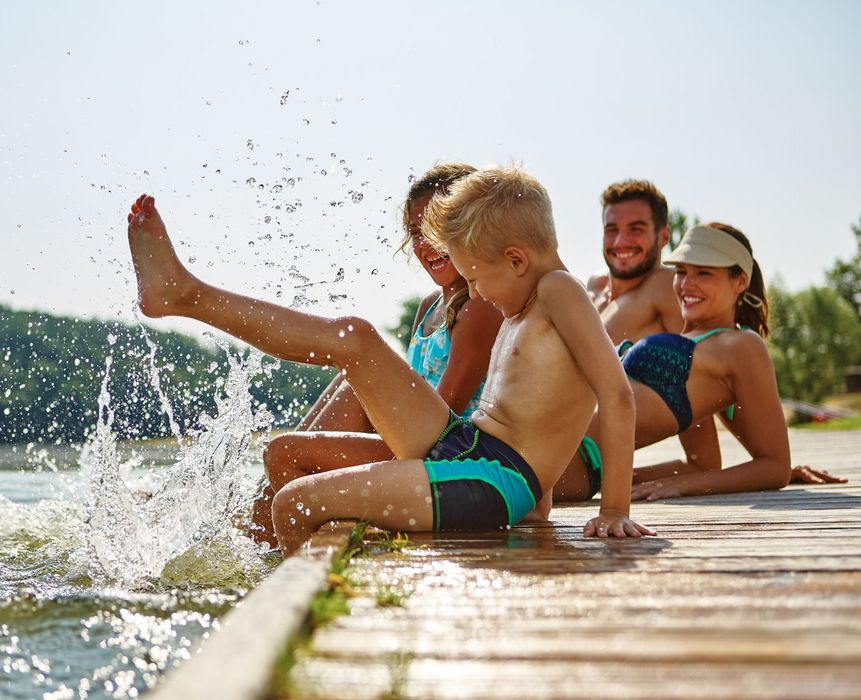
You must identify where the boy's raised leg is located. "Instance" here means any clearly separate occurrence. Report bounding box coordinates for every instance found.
[127,194,451,458]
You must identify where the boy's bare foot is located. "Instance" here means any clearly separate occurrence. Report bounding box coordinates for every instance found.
[127,194,195,317]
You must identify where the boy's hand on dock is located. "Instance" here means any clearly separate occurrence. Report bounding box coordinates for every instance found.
[631,475,687,501]
[584,509,656,538]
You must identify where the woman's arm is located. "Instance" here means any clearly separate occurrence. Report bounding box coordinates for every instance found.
[434,298,502,415]
[632,335,791,500]
[632,417,722,484]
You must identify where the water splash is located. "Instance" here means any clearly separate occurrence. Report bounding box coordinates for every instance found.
[139,324,184,447]
[76,342,274,590]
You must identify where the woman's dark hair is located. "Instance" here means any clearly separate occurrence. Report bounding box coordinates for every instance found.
[400,162,476,330]
[706,221,769,337]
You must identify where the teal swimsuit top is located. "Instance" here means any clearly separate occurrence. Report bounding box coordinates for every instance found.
[617,327,736,433]
[405,295,484,418]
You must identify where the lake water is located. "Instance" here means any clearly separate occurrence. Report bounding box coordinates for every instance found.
[1,349,280,699]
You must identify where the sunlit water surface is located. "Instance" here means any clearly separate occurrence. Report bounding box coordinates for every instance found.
[0,346,279,699]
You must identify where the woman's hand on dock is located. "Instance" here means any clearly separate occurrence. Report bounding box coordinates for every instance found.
[631,475,687,501]
[789,465,848,485]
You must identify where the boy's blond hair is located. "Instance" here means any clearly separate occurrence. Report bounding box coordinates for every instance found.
[422,167,556,258]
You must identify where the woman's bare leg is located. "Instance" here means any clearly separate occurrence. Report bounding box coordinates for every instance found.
[294,374,373,432]
[127,194,449,457]
[272,458,433,555]
[305,379,373,432]
[248,432,394,546]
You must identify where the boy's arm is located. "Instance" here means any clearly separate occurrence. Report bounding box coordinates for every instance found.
[538,272,654,538]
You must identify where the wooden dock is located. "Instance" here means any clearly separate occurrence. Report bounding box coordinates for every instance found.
[281,429,861,700]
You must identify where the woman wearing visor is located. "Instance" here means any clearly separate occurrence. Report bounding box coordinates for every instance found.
[552,222,791,507]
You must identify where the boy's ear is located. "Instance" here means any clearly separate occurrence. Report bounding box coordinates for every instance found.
[503,246,530,276]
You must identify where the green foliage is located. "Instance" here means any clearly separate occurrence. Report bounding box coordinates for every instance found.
[374,584,404,607]
[381,652,415,700]
[0,305,333,444]
[269,522,369,696]
[825,217,861,323]
[386,296,422,352]
[767,282,861,403]
[666,208,700,251]
[376,530,411,553]
[308,585,351,627]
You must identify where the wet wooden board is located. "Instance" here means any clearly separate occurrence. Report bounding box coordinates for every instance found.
[280,429,861,699]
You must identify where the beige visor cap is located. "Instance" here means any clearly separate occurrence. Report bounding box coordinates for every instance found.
[663,225,753,279]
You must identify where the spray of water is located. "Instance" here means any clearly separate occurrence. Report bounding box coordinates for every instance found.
[77,339,274,590]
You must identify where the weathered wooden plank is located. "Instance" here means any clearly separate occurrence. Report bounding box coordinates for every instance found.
[287,658,861,700]
[279,430,861,700]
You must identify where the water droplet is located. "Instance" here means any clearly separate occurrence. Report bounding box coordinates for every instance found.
[302,118,310,126]
[370,269,378,275]
[351,192,364,204]
[246,139,254,150]
[280,91,290,105]
[338,329,346,338]
[188,256,196,264]
[245,177,256,187]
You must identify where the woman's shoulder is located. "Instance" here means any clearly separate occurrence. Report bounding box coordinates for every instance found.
[705,327,771,365]
[415,291,442,318]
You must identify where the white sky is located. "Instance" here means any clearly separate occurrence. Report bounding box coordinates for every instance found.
[1,0,859,341]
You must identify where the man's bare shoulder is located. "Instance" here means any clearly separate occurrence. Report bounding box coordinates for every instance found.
[586,268,609,294]
[639,265,675,288]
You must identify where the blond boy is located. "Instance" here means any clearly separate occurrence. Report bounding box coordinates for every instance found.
[126,167,654,556]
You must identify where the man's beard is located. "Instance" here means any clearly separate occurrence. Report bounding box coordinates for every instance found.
[605,241,662,280]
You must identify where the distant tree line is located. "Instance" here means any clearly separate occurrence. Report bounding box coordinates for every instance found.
[769,216,861,403]
[0,305,334,444]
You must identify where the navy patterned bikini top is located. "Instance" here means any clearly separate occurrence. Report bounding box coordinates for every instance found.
[616,328,734,433]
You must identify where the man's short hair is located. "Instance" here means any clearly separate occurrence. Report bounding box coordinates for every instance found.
[601,180,668,231]
[422,166,557,258]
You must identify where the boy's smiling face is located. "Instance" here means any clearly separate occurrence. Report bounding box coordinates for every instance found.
[447,243,526,317]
